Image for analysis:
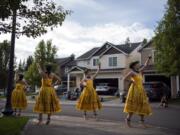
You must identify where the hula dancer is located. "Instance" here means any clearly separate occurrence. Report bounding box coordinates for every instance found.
[123,56,152,128]
[11,73,28,116]
[34,63,61,125]
[76,63,102,120]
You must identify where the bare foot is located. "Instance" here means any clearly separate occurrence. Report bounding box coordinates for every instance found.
[46,119,50,125]
[37,119,43,125]
[84,115,87,120]
[125,118,132,128]
[139,121,148,128]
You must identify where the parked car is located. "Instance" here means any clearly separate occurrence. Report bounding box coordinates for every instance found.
[66,88,81,100]
[54,84,67,95]
[120,82,171,103]
[96,83,118,95]
[144,82,171,101]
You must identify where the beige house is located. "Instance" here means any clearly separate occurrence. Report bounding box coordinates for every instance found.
[138,41,179,98]
[67,41,142,93]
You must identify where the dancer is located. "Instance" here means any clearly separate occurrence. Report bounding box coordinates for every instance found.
[11,73,28,116]
[76,63,102,120]
[123,56,152,128]
[34,63,61,125]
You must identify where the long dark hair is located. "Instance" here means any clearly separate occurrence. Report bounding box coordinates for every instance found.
[129,61,139,73]
[18,74,24,81]
[45,65,52,76]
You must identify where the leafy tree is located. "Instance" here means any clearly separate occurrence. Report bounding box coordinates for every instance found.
[25,56,34,71]
[0,40,11,90]
[0,0,70,114]
[142,38,148,44]
[25,40,58,88]
[154,0,180,76]
[125,37,130,44]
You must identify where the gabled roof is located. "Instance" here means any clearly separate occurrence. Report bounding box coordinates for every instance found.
[138,40,153,52]
[77,41,142,60]
[77,47,99,60]
[68,66,88,73]
[116,42,142,54]
[55,55,74,67]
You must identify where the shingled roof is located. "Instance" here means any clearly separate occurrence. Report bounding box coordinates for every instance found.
[116,42,142,54]
[55,55,75,67]
[77,47,99,60]
[77,42,142,60]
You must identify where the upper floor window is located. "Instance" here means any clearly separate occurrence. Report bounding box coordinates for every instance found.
[109,57,117,67]
[65,67,69,73]
[93,58,99,66]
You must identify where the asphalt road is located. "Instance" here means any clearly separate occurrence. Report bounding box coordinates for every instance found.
[0,101,180,131]
[22,103,180,131]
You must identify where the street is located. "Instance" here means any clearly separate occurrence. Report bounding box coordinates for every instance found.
[1,100,180,135]
[25,103,180,130]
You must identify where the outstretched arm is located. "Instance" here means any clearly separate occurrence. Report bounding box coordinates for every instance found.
[139,56,152,72]
[92,63,100,79]
[36,63,45,77]
[53,73,62,86]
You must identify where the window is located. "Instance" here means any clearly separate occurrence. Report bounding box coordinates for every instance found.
[65,67,69,73]
[109,57,117,67]
[93,58,99,66]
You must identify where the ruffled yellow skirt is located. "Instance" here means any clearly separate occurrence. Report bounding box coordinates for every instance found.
[11,89,27,110]
[124,84,152,116]
[34,86,61,114]
[76,88,102,111]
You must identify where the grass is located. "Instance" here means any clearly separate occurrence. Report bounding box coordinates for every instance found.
[169,98,180,105]
[0,116,29,135]
[0,95,5,99]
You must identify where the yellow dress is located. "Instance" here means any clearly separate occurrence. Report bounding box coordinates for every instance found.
[34,78,61,114]
[11,83,27,110]
[124,74,152,116]
[76,79,102,111]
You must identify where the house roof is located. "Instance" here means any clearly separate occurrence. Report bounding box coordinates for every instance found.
[55,55,75,67]
[138,40,153,52]
[116,42,142,54]
[77,47,99,60]
[77,42,142,60]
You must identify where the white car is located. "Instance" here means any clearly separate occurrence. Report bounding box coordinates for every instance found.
[96,83,117,95]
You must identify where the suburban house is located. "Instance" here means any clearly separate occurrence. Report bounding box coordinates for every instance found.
[138,41,180,98]
[55,54,76,85]
[66,41,143,93]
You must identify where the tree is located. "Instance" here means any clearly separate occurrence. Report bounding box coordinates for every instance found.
[0,0,70,115]
[142,38,148,44]
[0,40,11,90]
[154,0,180,76]
[34,40,57,67]
[25,40,58,88]
[25,56,33,71]
[125,37,130,44]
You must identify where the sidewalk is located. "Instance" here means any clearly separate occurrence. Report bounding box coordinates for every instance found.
[22,115,180,135]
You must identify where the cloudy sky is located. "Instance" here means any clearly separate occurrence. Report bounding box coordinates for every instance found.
[0,0,167,62]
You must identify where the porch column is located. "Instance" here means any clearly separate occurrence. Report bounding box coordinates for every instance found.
[171,76,177,99]
[177,76,179,92]
[67,73,70,92]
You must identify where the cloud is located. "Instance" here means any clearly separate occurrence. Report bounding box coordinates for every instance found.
[0,20,154,62]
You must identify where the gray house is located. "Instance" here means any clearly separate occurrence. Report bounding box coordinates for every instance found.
[138,41,179,98]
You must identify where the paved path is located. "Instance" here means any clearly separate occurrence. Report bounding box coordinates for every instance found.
[22,115,180,135]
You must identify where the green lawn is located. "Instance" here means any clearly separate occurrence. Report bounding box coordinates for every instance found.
[169,98,180,105]
[0,116,29,135]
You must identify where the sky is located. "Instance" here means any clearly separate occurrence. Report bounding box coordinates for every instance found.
[0,0,167,62]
